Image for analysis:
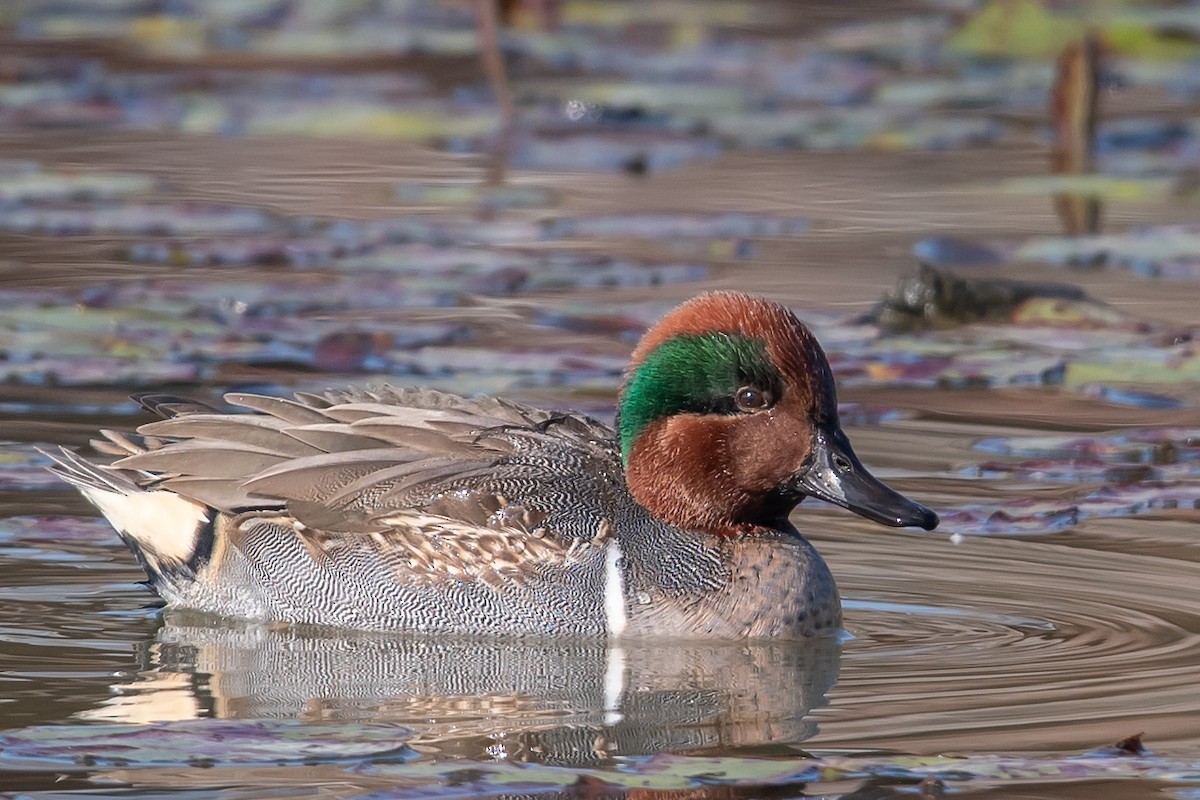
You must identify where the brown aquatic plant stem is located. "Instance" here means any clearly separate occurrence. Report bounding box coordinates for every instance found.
[1050,32,1102,236]
[477,0,516,185]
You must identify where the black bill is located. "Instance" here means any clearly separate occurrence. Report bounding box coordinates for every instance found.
[795,428,939,531]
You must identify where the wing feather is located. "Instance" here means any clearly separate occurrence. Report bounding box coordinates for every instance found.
[95,387,621,564]
[240,448,423,503]
[224,392,333,425]
[281,424,392,453]
[137,415,323,458]
[114,441,291,478]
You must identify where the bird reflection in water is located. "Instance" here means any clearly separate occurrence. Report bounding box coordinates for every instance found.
[81,613,841,765]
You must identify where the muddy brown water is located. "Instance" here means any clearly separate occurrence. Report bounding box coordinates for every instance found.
[2,126,1200,797]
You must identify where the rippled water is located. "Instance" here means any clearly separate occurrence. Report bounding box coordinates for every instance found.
[7,332,1200,799]
[4,1,1200,797]
[6,473,1200,796]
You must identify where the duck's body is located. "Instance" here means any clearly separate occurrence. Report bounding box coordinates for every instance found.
[49,293,936,638]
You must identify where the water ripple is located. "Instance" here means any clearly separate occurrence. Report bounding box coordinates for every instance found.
[812,521,1200,754]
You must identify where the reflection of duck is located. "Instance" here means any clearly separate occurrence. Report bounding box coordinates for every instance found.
[48,292,936,638]
[83,616,840,763]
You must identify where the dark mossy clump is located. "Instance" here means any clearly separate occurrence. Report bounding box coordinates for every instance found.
[862,264,1090,333]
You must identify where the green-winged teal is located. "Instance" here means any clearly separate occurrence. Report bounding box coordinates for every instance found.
[48,292,937,638]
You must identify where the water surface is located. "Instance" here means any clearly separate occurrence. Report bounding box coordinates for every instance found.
[3,1,1200,797]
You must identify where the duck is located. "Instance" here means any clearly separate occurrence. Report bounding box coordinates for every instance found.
[47,292,937,639]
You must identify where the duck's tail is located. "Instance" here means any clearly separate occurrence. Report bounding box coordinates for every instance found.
[42,443,215,585]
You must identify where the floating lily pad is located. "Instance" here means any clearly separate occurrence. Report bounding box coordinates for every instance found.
[1097,117,1196,154]
[1065,347,1200,387]
[559,1,768,29]
[0,443,58,490]
[941,481,1200,536]
[912,236,1010,267]
[248,104,497,140]
[126,236,354,268]
[875,70,1049,110]
[399,346,628,378]
[254,27,482,60]
[0,515,117,546]
[530,79,747,116]
[0,169,155,203]
[975,428,1200,462]
[0,203,275,235]
[962,431,1199,482]
[1010,296,1131,328]
[395,182,557,210]
[0,515,127,566]
[949,0,1200,60]
[950,428,1199,528]
[901,227,1200,283]
[867,115,1002,151]
[960,457,1162,484]
[996,175,1175,200]
[0,356,204,387]
[0,239,704,385]
[1015,225,1200,279]
[1,0,1197,179]
[357,743,1200,796]
[541,212,809,240]
[1,0,1196,180]
[0,719,416,769]
[1080,385,1188,409]
[512,133,722,173]
[0,159,39,175]
[331,245,707,290]
[948,0,1081,59]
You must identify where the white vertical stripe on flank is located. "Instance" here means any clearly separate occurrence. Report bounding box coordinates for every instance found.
[603,538,627,637]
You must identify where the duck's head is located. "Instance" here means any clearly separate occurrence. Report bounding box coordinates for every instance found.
[617,292,938,537]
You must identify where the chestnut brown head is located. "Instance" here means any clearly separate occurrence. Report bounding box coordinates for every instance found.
[617,292,938,537]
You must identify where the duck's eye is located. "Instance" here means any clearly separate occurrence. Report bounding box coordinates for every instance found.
[735,386,772,412]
